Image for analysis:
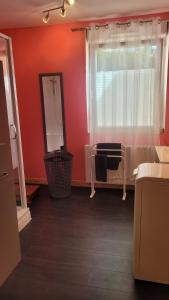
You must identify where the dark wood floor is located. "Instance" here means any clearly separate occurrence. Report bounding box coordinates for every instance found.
[0,187,168,299]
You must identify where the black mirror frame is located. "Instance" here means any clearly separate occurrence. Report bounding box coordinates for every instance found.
[39,72,67,153]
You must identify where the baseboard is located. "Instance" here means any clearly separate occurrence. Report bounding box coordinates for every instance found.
[26,178,47,185]
[72,180,134,190]
[25,178,134,190]
[17,207,32,232]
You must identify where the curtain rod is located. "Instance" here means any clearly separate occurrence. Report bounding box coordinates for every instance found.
[71,19,168,32]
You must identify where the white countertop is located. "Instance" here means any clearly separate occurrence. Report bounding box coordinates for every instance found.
[136,163,169,182]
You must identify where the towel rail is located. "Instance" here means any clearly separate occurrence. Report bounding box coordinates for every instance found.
[90,144,127,200]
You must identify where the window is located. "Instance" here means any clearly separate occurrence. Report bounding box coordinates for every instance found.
[96,44,158,128]
[87,21,168,145]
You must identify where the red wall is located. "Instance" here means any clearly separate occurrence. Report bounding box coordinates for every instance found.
[2,12,169,181]
[3,23,89,181]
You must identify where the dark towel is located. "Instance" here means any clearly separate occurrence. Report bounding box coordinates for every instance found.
[95,143,122,182]
[95,155,107,182]
[97,143,121,156]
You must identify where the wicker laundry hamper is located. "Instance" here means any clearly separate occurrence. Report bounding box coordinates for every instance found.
[44,150,73,198]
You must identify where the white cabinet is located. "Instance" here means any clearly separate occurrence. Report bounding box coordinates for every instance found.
[133,163,169,284]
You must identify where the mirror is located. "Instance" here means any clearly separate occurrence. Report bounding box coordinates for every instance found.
[39,73,66,153]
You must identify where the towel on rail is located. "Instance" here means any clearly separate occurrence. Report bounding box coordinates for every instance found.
[95,143,122,182]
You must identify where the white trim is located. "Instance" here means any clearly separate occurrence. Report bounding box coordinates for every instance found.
[86,37,90,133]
[17,207,32,232]
[0,32,9,40]
[7,37,28,209]
[162,27,169,129]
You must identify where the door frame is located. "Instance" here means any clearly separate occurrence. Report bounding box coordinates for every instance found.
[0,33,27,210]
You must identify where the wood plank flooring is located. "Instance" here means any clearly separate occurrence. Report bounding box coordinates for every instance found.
[0,186,168,299]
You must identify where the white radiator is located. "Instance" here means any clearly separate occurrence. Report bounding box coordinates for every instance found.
[85,144,158,185]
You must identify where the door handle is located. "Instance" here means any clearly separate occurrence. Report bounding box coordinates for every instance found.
[0,172,9,180]
[10,124,17,140]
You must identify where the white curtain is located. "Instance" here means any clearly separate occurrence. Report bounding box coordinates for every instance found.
[87,19,167,146]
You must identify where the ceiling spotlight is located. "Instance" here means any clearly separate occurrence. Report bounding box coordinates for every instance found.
[42,0,75,23]
[68,0,75,5]
[43,11,50,23]
[60,7,66,17]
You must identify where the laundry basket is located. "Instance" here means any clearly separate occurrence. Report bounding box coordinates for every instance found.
[44,150,73,199]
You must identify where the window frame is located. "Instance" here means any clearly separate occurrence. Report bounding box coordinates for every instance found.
[86,30,169,133]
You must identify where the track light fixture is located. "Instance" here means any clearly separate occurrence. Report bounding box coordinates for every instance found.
[60,6,67,18]
[43,11,50,23]
[42,0,75,23]
[68,0,75,4]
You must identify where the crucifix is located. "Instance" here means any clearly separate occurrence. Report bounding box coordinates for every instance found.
[50,78,57,95]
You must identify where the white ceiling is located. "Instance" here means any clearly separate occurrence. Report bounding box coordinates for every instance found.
[0,0,169,29]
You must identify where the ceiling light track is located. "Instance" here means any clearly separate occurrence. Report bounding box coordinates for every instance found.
[42,0,75,23]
